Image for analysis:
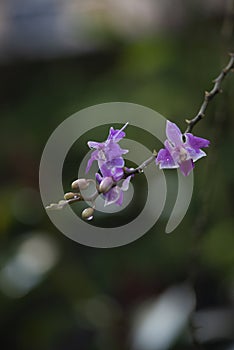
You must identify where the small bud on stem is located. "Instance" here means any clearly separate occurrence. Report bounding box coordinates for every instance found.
[71,178,90,190]
[82,207,94,221]
[99,177,114,194]
[64,192,75,200]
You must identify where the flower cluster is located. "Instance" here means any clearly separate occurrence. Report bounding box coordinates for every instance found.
[46,120,210,221]
[85,120,209,210]
[86,123,132,206]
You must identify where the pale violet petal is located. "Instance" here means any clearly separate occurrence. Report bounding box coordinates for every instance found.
[87,141,101,149]
[86,150,99,173]
[99,163,112,177]
[166,121,183,146]
[112,168,124,182]
[185,133,210,150]
[179,159,194,176]
[156,148,179,169]
[164,139,175,154]
[95,173,103,184]
[121,176,132,191]
[107,122,128,142]
[115,190,124,206]
[86,159,93,173]
[159,163,179,170]
[110,157,125,168]
[188,149,206,162]
[104,187,121,206]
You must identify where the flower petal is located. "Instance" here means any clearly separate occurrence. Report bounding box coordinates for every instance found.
[108,123,129,142]
[156,148,179,169]
[86,150,99,173]
[112,168,124,182]
[115,190,124,206]
[104,186,121,206]
[187,148,207,162]
[95,173,103,184]
[166,121,183,146]
[87,141,102,149]
[99,163,112,177]
[179,159,194,176]
[121,176,131,191]
[108,127,125,142]
[109,157,125,168]
[105,142,128,161]
[185,133,210,150]
[99,163,124,180]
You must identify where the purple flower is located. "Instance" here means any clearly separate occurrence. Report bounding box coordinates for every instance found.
[156,121,210,176]
[86,123,128,182]
[96,173,132,206]
[86,123,133,206]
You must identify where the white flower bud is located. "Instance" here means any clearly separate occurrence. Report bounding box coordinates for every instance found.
[64,192,75,200]
[99,177,114,194]
[81,207,94,221]
[71,178,89,190]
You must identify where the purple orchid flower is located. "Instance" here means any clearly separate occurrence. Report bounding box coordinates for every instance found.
[156,121,210,176]
[86,123,129,182]
[96,173,132,206]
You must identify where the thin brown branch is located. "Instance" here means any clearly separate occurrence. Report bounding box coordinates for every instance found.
[124,150,157,175]
[184,53,234,133]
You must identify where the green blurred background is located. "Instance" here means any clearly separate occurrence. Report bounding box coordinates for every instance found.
[1,1,234,349]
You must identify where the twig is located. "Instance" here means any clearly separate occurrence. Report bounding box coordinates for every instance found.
[185,53,234,349]
[185,53,234,133]
[125,150,157,175]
